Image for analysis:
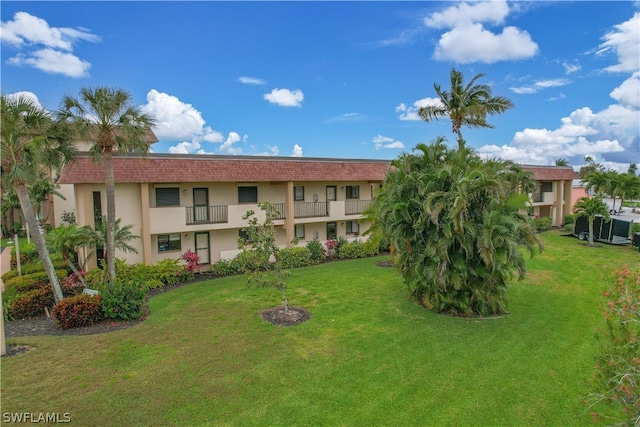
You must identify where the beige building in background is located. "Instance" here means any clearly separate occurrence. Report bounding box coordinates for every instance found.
[56,153,578,270]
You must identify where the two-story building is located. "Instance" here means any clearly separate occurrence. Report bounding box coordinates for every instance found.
[56,154,578,269]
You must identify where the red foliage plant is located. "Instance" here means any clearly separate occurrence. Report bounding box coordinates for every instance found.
[51,294,104,329]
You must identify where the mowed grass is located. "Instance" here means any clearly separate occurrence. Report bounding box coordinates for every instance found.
[2,230,639,426]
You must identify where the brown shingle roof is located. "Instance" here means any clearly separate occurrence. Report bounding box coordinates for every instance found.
[521,165,579,181]
[58,154,579,185]
[58,154,392,184]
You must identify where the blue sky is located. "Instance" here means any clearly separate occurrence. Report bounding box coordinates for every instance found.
[2,1,639,171]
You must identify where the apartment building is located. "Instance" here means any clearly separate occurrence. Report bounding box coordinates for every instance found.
[56,154,577,269]
[56,154,389,268]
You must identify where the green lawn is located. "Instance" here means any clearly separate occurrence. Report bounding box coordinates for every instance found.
[2,230,638,426]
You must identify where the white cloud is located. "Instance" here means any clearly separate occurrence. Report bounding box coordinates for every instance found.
[396,97,443,121]
[237,76,266,85]
[562,61,581,75]
[510,78,570,95]
[0,11,98,78]
[373,135,405,150]
[219,132,244,155]
[8,48,91,78]
[424,1,538,64]
[143,89,247,155]
[424,0,509,28]
[264,88,304,107]
[609,72,640,109]
[327,112,366,122]
[5,91,43,110]
[250,145,280,156]
[291,144,303,157]
[597,12,640,73]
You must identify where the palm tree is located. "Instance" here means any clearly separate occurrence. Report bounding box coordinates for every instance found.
[418,68,514,148]
[614,173,640,214]
[554,158,569,166]
[364,138,542,317]
[1,94,76,303]
[574,196,609,247]
[46,223,93,288]
[58,87,155,288]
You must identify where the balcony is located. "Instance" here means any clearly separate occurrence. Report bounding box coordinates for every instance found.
[345,199,371,215]
[271,202,330,219]
[185,205,228,225]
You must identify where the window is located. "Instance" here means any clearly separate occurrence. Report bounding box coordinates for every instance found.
[346,185,360,199]
[238,186,258,203]
[158,234,181,252]
[295,223,305,239]
[326,222,337,240]
[540,181,553,193]
[156,187,180,207]
[346,220,359,234]
[294,186,304,201]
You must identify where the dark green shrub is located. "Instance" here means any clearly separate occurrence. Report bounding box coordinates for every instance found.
[10,242,38,267]
[51,294,103,329]
[306,240,326,264]
[277,247,313,269]
[8,286,55,319]
[4,270,68,293]
[100,281,146,321]
[335,236,349,256]
[153,258,186,286]
[1,270,19,282]
[337,240,378,259]
[564,214,575,225]
[85,258,183,290]
[210,259,241,277]
[232,250,270,273]
[564,223,575,233]
[531,216,552,231]
[21,260,69,275]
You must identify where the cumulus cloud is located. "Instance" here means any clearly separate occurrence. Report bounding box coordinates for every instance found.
[396,97,443,121]
[597,12,640,73]
[237,76,266,85]
[264,88,304,107]
[5,91,43,109]
[610,72,640,109]
[424,1,538,64]
[510,78,570,95]
[142,89,248,155]
[373,135,405,150]
[291,144,303,157]
[0,11,99,78]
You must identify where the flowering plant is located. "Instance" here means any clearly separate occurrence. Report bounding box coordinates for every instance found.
[181,249,200,273]
[325,239,338,257]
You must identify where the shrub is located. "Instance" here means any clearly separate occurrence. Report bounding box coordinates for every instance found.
[335,236,349,255]
[10,242,38,267]
[232,250,270,273]
[586,266,640,426]
[632,223,640,234]
[51,294,103,329]
[564,214,575,225]
[153,258,187,286]
[337,240,378,259]
[531,216,552,231]
[21,260,69,275]
[181,249,200,273]
[85,258,184,291]
[4,270,68,293]
[210,259,241,277]
[1,270,19,282]
[306,240,326,264]
[325,239,338,257]
[8,286,55,319]
[62,272,86,296]
[277,247,313,269]
[563,223,575,233]
[100,281,146,321]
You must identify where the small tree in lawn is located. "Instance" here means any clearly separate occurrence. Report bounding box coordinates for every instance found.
[238,202,291,313]
[574,196,610,247]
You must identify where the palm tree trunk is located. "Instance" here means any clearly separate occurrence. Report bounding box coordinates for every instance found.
[588,216,595,247]
[15,182,64,303]
[456,130,465,150]
[103,149,117,288]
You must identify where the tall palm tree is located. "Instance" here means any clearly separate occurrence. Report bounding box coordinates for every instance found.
[418,68,514,148]
[1,94,76,303]
[574,196,609,247]
[364,138,541,317]
[58,87,155,288]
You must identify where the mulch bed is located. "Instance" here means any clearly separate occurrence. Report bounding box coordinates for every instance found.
[260,306,312,326]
